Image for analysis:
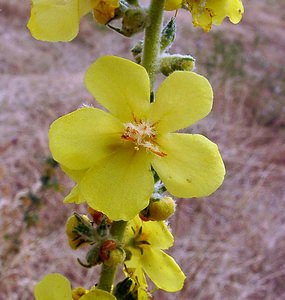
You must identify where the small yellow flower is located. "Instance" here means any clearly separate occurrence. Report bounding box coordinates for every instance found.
[27,0,119,42]
[186,0,244,32]
[124,216,186,292]
[49,56,225,221]
[34,273,116,300]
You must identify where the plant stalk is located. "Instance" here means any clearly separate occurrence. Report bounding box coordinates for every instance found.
[142,0,166,91]
[97,220,127,292]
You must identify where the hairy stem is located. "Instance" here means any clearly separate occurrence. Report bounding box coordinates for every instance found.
[97,221,128,292]
[142,0,166,91]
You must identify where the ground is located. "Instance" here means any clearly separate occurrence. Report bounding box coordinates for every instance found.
[0,0,285,299]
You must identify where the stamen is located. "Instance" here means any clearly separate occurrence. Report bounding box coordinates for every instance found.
[121,119,166,157]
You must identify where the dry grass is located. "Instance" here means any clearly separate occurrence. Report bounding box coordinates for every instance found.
[1,1,285,299]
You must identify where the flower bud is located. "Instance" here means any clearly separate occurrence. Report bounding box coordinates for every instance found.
[131,40,143,64]
[104,248,126,267]
[160,17,176,52]
[78,244,101,268]
[140,197,176,221]
[159,54,195,76]
[99,240,117,261]
[113,277,135,299]
[86,245,101,267]
[72,287,88,300]
[122,8,147,37]
[87,207,111,225]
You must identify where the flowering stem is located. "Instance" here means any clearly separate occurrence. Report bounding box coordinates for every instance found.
[98,0,165,293]
[97,220,128,292]
[142,0,166,91]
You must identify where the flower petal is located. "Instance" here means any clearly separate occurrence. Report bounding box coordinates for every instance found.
[152,133,225,198]
[164,0,183,11]
[142,249,186,292]
[28,0,80,42]
[149,71,213,134]
[207,0,244,25]
[49,107,123,170]
[34,273,72,300]
[227,0,244,24]
[61,165,87,182]
[93,0,120,24]
[64,184,85,204]
[79,0,97,16]
[84,56,150,122]
[60,166,86,204]
[81,290,116,300]
[186,0,244,31]
[125,217,173,249]
[142,220,174,249]
[80,147,154,221]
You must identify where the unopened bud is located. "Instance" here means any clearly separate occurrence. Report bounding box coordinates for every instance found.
[160,18,176,52]
[131,40,143,64]
[113,277,135,299]
[140,197,176,221]
[99,240,117,261]
[87,207,111,225]
[159,54,195,76]
[122,8,147,37]
[104,248,126,267]
[78,244,101,268]
[72,287,88,300]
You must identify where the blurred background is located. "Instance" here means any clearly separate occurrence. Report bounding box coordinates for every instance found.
[0,0,285,299]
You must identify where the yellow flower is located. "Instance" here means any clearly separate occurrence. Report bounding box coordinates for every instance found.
[186,0,244,32]
[34,273,116,300]
[49,56,225,221]
[124,216,185,292]
[27,0,119,42]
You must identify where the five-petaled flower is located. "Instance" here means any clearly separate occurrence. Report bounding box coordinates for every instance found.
[34,273,116,300]
[187,0,244,31]
[28,0,119,42]
[124,216,186,292]
[49,56,225,221]
[165,0,244,32]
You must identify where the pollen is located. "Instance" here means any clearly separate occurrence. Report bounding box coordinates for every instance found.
[121,119,166,157]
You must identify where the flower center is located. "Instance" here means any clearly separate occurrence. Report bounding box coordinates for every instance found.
[128,225,150,255]
[121,119,166,157]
